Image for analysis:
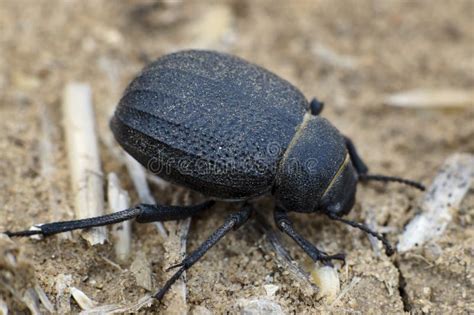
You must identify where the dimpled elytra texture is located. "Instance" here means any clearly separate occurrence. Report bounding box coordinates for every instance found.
[111,50,309,199]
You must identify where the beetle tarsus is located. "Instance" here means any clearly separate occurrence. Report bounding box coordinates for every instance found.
[165,262,184,272]
[274,207,345,266]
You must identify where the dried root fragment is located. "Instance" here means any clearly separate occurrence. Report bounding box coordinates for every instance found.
[398,153,474,252]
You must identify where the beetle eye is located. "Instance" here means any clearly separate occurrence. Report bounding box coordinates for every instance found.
[319,160,357,216]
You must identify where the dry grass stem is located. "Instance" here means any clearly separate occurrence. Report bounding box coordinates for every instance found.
[123,153,168,238]
[398,153,474,252]
[34,284,55,313]
[107,172,132,262]
[62,83,106,245]
[71,287,97,310]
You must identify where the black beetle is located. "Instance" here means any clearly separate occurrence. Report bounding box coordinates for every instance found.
[4,50,424,301]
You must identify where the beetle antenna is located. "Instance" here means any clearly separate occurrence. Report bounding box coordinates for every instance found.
[358,174,425,191]
[327,213,394,256]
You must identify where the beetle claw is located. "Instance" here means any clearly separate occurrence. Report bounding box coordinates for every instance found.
[320,252,346,267]
[166,262,184,272]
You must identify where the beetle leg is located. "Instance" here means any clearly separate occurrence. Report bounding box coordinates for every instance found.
[3,201,214,237]
[309,98,325,115]
[344,136,369,175]
[274,207,345,267]
[154,204,253,301]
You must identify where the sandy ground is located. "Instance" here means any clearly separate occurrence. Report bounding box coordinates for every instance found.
[0,0,473,314]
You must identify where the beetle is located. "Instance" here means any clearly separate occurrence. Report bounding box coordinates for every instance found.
[4,50,424,301]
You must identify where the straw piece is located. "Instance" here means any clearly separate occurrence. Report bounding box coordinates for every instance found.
[62,83,106,245]
[35,284,55,313]
[71,287,97,310]
[107,173,132,262]
[22,288,41,315]
[124,153,168,238]
[0,296,8,315]
[398,153,474,252]
[385,89,473,109]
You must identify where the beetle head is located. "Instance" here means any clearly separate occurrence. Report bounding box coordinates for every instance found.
[318,154,357,217]
[274,115,354,214]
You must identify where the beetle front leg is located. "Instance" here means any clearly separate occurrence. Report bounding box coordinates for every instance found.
[154,204,253,301]
[274,207,345,267]
[344,136,369,175]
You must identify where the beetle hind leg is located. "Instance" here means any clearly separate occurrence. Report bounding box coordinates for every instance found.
[274,207,345,267]
[3,200,215,238]
[154,204,253,301]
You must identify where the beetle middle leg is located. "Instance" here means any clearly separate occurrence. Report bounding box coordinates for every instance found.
[274,207,345,266]
[154,204,253,301]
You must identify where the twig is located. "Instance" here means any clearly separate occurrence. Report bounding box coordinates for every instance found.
[161,189,191,313]
[71,287,96,310]
[0,296,8,315]
[22,288,41,315]
[78,294,153,314]
[385,89,474,108]
[107,173,132,262]
[55,273,73,314]
[35,284,55,313]
[62,83,106,245]
[398,153,474,252]
[100,128,168,238]
[123,153,167,238]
